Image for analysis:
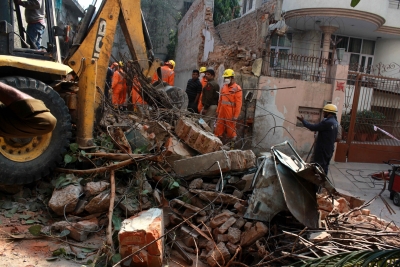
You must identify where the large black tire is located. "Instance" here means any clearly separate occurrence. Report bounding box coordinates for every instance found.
[394,192,400,206]
[0,77,71,185]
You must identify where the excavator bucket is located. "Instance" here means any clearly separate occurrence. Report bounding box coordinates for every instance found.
[245,142,336,229]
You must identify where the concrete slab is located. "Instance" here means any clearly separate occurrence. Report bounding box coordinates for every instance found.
[329,162,400,225]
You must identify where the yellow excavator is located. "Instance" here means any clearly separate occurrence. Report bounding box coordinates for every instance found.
[0,0,185,184]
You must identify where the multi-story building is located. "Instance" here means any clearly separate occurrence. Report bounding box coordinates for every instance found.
[239,0,400,78]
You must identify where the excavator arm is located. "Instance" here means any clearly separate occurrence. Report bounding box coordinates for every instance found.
[66,0,160,146]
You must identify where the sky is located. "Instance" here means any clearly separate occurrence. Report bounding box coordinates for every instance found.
[77,0,96,9]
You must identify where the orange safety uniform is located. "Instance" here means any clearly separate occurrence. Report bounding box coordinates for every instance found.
[152,65,175,86]
[131,77,147,106]
[112,70,127,105]
[214,82,243,138]
[197,76,207,112]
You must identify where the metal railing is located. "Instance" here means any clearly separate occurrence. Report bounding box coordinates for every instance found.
[262,51,331,83]
[389,0,400,9]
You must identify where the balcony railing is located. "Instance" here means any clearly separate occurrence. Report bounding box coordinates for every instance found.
[262,51,331,83]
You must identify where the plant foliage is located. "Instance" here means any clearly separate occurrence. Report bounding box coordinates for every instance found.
[292,249,400,267]
[213,0,240,26]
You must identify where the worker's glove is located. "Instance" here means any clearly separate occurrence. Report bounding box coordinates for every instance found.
[296,116,304,122]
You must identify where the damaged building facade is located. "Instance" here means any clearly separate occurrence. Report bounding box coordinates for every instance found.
[175,0,400,162]
[175,0,348,157]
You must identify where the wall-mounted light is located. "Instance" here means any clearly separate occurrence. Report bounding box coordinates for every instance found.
[336,48,345,62]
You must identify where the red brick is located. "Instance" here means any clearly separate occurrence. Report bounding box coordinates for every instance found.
[206,242,231,267]
[227,227,241,244]
[118,208,163,267]
[240,222,268,247]
[210,211,235,228]
[218,217,237,234]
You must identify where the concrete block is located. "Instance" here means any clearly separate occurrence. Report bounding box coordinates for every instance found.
[164,136,195,165]
[49,185,82,216]
[174,151,231,177]
[119,208,163,267]
[227,150,256,171]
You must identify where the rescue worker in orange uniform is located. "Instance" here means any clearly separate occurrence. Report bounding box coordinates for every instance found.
[197,66,207,113]
[111,62,127,108]
[131,76,149,117]
[152,60,175,86]
[214,69,243,145]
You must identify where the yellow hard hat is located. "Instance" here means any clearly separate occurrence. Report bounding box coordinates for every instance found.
[199,67,207,73]
[323,104,338,113]
[118,61,124,67]
[223,69,235,77]
[167,60,175,69]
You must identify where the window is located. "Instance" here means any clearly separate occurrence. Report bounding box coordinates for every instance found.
[336,36,349,52]
[362,40,375,55]
[320,34,375,71]
[249,0,253,10]
[243,0,247,14]
[270,34,292,67]
[349,38,362,53]
[183,2,192,14]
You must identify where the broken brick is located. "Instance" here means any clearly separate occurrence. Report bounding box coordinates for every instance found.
[119,208,163,267]
[206,242,231,267]
[218,217,237,234]
[232,189,243,199]
[217,234,228,243]
[175,118,222,154]
[244,222,253,231]
[210,211,234,228]
[227,227,241,244]
[234,217,246,229]
[189,178,203,189]
[240,222,268,247]
[226,242,238,255]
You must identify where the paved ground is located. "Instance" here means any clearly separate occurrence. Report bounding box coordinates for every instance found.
[329,162,400,225]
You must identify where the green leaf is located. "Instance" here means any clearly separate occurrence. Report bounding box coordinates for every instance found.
[81,247,97,253]
[25,220,36,224]
[169,181,180,190]
[141,189,149,195]
[70,143,79,153]
[19,214,31,220]
[37,216,48,224]
[80,150,86,156]
[71,155,78,163]
[2,201,13,210]
[64,154,73,164]
[350,0,361,7]
[59,229,70,237]
[28,225,43,236]
[52,248,66,257]
[112,215,122,231]
[111,254,122,264]
[76,253,86,260]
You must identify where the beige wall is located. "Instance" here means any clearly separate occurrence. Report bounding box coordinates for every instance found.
[252,65,348,156]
